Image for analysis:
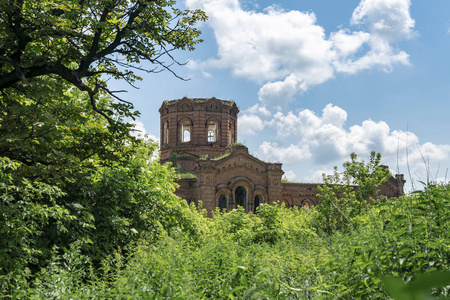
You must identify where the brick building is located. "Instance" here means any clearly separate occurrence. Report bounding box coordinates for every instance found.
[159,97,405,215]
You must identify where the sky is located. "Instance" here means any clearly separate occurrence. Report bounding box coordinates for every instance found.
[117,0,450,192]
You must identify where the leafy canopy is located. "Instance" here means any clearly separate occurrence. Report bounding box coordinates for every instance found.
[316,151,391,234]
[0,80,200,276]
[0,0,206,120]
[0,0,207,275]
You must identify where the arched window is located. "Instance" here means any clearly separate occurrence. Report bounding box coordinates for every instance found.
[254,194,264,213]
[302,199,314,209]
[207,120,218,143]
[180,120,191,143]
[218,195,228,212]
[235,186,247,210]
[229,122,235,144]
[163,121,169,145]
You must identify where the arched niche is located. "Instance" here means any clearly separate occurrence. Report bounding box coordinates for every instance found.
[163,120,169,145]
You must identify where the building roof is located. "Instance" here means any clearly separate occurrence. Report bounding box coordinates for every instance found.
[162,97,236,108]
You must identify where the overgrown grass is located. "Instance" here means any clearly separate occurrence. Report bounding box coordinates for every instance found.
[3,184,450,299]
[211,142,245,161]
[176,172,197,179]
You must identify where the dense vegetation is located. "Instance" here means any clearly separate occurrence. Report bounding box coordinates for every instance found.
[2,146,450,299]
[2,0,450,298]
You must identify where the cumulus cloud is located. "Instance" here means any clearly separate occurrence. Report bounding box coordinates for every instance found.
[258,74,302,110]
[259,103,450,169]
[259,142,311,164]
[330,30,370,58]
[351,0,415,41]
[269,104,344,140]
[283,170,298,182]
[187,0,332,83]
[244,104,272,117]
[186,0,415,107]
[305,169,335,183]
[130,120,159,142]
[238,114,265,135]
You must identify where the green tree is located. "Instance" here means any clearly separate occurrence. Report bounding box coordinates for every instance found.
[316,151,391,234]
[0,0,208,285]
[0,78,137,184]
[0,0,207,277]
[342,152,391,203]
[0,0,206,119]
[0,78,203,279]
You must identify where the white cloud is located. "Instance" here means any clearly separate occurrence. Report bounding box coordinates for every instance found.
[259,142,312,164]
[258,74,302,110]
[238,114,264,135]
[302,169,334,183]
[269,103,345,139]
[332,49,410,74]
[201,70,213,78]
[330,30,370,58]
[261,104,450,167]
[186,0,415,104]
[322,103,348,127]
[351,0,415,41]
[334,0,414,73]
[245,104,272,117]
[283,170,298,182]
[130,120,147,136]
[130,120,159,142]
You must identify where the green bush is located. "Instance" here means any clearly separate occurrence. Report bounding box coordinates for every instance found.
[2,146,450,299]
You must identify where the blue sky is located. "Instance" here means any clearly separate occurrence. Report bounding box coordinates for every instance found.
[117,0,450,191]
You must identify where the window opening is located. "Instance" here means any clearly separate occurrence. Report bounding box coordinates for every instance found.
[235,186,247,210]
[229,122,235,144]
[181,121,191,143]
[219,195,228,212]
[207,121,217,143]
[254,194,264,213]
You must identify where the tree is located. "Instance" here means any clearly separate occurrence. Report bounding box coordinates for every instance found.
[316,152,391,234]
[0,77,137,181]
[0,81,202,277]
[0,0,206,120]
[0,0,207,279]
[0,80,131,274]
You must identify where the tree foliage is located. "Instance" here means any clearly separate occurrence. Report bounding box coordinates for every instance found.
[0,79,199,277]
[5,184,450,298]
[316,151,391,234]
[0,77,137,183]
[0,0,206,119]
[0,0,207,284]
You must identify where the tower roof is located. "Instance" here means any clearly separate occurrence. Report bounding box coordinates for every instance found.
[159,97,238,113]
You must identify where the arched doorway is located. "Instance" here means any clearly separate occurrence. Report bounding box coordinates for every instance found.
[254,194,264,213]
[235,186,247,211]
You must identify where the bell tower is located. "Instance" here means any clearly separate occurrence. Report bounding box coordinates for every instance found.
[159,97,239,172]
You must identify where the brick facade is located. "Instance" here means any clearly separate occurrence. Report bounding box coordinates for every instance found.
[159,97,405,216]
[159,97,238,170]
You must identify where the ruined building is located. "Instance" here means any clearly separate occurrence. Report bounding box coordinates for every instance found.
[159,97,405,215]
